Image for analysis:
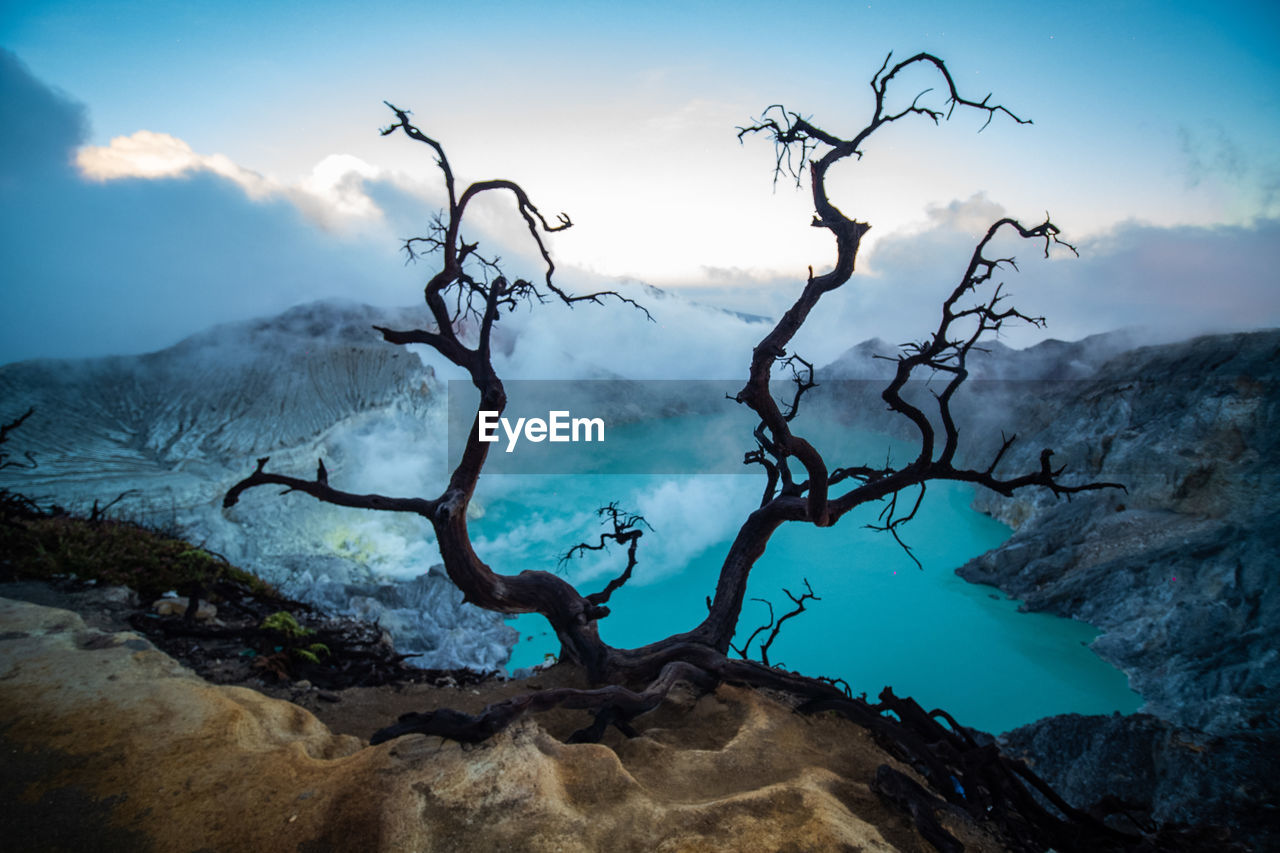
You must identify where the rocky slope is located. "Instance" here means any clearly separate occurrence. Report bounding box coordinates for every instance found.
[821,329,1280,847]
[999,712,1278,847]
[957,331,1279,735]
[0,300,517,671]
[0,596,1007,853]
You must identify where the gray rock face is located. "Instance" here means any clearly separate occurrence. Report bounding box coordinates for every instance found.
[956,330,1280,735]
[999,713,1280,848]
[0,299,518,672]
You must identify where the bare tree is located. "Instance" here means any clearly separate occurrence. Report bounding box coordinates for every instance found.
[226,53,1143,851]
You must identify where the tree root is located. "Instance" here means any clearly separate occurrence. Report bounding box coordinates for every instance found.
[369,653,1235,853]
[371,660,714,745]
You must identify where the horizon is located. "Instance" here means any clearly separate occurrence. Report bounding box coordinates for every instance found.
[5,289,1261,377]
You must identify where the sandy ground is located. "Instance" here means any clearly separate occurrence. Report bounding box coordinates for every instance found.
[1,588,1013,852]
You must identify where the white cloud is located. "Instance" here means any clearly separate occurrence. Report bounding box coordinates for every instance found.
[0,53,418,365]
[76,130,272,194]
[7,47,1275,370]
[494,278,766,380]
[789,195,1280,359]
[75,130,385,229]
[293,153,384,224]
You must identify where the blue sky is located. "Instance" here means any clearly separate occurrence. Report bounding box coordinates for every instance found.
[2,1,1278,364]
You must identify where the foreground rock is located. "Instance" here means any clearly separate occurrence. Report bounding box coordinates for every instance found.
[0,597,1004,852]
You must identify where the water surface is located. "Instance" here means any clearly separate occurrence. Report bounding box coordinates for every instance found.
[465,410,1140,734]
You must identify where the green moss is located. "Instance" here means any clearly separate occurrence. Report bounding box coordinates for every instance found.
[293,643,330,664]
[260,612,331,669]
[261,610,313,638]
[6,516,276,601]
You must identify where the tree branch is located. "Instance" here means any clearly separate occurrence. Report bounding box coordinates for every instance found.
[0,407,38,473]
[223,457,438,517]
[732,579,820,667]
[706,55,1056,650]
[220,67,1145,852]
[560,503,654,611]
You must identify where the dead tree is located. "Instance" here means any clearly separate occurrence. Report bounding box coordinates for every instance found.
[226,53,1144,852]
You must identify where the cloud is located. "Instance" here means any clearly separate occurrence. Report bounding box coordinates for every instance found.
[902,194,1011,237]
[490,278,768,380]
[1031,218,1280,343]
[774,194,1280,363]
[3,46,1275,376]
[77,130,267,187]
[1177,124,1280,218]
[295,154,384,223]
[0,49,409,365]
[1178,124,1247,188]
[0,50,87,181]
[75,130,385,228]
[0,48,768,378]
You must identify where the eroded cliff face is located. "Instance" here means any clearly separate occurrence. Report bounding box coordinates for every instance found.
[0,300,517,672]
[957,331,1280,735]
[0,597,1004,853]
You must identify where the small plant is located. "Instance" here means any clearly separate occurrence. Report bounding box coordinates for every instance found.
[292,643,331,664]
[260,610,331,671]
[261,610,312,638]
[2,407,276,598]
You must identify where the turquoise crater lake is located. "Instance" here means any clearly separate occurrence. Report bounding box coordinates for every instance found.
[461,409,1141,735]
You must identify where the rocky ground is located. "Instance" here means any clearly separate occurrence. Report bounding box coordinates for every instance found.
[0,577,491,717]
[0,591,1016,853]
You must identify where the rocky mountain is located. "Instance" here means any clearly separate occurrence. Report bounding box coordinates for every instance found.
[0,291,782,673]
[0,299,517,672]
[959,331,1280,733]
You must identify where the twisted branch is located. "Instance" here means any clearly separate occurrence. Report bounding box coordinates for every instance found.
[559,503,654,611]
